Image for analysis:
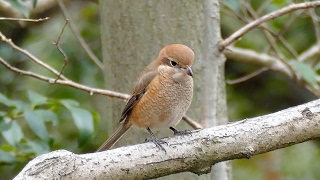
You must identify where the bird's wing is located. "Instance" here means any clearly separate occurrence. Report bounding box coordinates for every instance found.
[119,70,158,122]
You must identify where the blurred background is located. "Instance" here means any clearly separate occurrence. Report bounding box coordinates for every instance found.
[0,0,319,179]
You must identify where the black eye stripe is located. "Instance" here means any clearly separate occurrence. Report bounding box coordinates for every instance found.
[169,60,177,67]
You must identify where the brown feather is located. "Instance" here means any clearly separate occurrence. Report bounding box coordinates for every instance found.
[119,70,158,123]
[96,121,132,152]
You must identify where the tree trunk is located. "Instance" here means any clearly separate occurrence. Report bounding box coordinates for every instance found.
[99,0,225,179]
[202,0,231,179]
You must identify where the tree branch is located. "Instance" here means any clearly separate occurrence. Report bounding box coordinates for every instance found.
[226,67,268,84]
[52,19,69,82]
[182,115,203,129]
[224,46,320,96]
[223,46,293,77]
[0,17,49,22]
[0,56,129,99]
[0,31,68,80]
[220,1,320,51]
[298,44,320,62]
[14,99,320,179]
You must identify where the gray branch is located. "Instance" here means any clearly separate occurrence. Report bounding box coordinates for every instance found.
[14,99,320,180]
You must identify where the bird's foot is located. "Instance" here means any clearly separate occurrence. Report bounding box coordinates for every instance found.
[146,127,167,152]
[169,127,192,136]
[145,136,167,152]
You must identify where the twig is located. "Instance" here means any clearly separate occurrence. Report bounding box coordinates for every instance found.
[56,0,104,70]
[240,1,298,59]
[182,115,203,130]
[0,17,49,22]
[226,67,268,85]
[52,19,69,82]
[220,1,320,51]
[0,56,129,99]
[0,31,68,80]
[298,44,320,62]
[256,0,273,14]
[308,8,320,46]
[249,2,300,60]
[258,24,299,60]
[263,30,297,80]
[278,10,304,36]
[239,0,251,22]
[222,1,301,60]
[220,1,247,22]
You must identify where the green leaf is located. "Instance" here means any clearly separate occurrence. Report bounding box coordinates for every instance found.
[27,91,48,107]
[26,140,50,155]
[4,0,29,17]
[34,109,59,126]
[0,93,14,107]
[91,110,100,136]
[0,149,19,164]
[1,143,14,151]
[291,61,317,85]
[68,106,94,146]
[60,100,93,146]
[0,93,26,114]
[60,99,80,107]
[1,121,24,146]
[24,109,49,142]
[0,120,12,132]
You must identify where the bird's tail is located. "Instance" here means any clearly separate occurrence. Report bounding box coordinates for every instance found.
[96,122,132,152]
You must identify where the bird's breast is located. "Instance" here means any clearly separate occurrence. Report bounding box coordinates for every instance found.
[129,75,193,129]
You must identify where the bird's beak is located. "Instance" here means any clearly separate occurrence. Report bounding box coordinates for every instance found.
[185,66,193,77]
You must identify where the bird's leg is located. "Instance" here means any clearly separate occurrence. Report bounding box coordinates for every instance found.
[145,127,167,152]
[169,126,192,136]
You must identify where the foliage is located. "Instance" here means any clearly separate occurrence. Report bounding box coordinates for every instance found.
[0,91,97,165]
[292,61,317,85]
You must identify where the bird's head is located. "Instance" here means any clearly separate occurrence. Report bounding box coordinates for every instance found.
[158,44,194,82]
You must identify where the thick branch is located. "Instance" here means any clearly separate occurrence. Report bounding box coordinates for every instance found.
[220,1,320,51]
[224,46,320,97]
[224,46,293,77]
[14,99,320,179]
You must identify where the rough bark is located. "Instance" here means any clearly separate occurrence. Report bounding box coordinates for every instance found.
[202,0,230,179]
[14,99,320,180]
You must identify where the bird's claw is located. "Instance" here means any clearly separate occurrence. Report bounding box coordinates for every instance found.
[169,127,192,136]
[145,136,167,152]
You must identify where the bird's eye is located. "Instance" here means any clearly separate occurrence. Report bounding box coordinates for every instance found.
[169,60,178,67]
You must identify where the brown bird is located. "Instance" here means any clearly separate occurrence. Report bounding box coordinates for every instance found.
[96,44,194,152]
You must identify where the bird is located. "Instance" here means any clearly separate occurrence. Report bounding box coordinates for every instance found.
[96,44,194,152]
